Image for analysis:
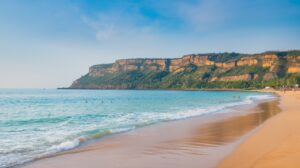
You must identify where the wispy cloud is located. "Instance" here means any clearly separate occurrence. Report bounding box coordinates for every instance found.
[81,14,118,41]
[0,0,299,88]
[175,0,231,31]
[80,8,158,42]
[173,0,300,32]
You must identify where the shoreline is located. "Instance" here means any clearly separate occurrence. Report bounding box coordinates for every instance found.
[218,90,300,168]
[21,92,280,168]
[59,87,261,92]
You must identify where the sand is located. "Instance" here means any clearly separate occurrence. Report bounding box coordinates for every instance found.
[21,96,281,168]
[218,91,300,168]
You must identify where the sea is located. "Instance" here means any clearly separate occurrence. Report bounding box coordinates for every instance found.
[0,89,276,168]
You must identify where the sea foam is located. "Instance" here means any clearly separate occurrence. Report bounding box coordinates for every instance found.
[0,89,275,168]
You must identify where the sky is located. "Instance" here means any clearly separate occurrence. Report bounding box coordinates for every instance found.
[0,0,300,88]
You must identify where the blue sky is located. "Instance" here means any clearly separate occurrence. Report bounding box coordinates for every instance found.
[0,0,300,88]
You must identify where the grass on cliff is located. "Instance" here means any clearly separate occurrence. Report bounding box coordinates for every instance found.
[77,56,300,89]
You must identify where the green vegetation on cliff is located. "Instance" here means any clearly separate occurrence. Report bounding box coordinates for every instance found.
[70,50,300,89]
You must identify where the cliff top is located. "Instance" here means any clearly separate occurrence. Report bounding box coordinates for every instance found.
[91,50,300,67]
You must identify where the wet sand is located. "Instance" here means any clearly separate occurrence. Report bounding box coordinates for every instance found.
[22,98,281,168]
[218,91,300,168]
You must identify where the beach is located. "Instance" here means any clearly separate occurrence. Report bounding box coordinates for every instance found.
[21,92,282,168]
[1,0,300,167]
[218,91,300,168]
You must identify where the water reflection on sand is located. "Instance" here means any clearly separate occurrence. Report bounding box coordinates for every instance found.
[146,100,281,155]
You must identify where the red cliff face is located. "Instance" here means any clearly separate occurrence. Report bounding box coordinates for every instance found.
[111,59,168,72]
[287,56,300,73]
[88,53,298,79]
[68,51,300,89]
[88,64,116,77]
[261,54,278,68]
[237,57,258,66]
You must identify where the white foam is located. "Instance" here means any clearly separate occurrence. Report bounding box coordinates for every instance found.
[1,92,276,168]
[134,93,276,124]
[109,126,136,134]
[46,139,80,153]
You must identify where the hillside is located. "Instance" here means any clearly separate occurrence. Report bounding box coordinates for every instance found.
[69,50,300,89]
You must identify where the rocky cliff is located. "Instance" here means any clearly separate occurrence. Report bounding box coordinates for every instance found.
[69,50,300,89]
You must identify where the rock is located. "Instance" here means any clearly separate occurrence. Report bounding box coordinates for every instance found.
[69,51,300,89]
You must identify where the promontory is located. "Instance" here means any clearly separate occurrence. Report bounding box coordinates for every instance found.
[68,50,300,89]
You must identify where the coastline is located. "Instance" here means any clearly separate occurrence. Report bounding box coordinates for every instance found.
[218,91,300,168]
[59,87,260,92]
[21,93,280,168]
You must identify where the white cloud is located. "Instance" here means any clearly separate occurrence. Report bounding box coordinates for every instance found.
[175,0,233,31]
[81,14,119,41]
[80,9,158,42]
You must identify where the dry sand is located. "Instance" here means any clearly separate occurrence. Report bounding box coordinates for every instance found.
[22,96,281,168]
[218,91,300,168]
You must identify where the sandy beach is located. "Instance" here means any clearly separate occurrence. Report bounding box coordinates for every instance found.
[218,91,300,168]
[21,93,282,168]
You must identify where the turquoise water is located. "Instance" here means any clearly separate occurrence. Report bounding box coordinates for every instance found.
[0,89,274,168]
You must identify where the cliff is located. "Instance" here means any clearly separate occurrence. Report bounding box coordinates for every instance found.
[69,50,300,89]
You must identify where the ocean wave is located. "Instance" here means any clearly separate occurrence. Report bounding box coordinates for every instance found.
[137,93,276,123]
[46,139,80,154]
[0,90,276,168]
